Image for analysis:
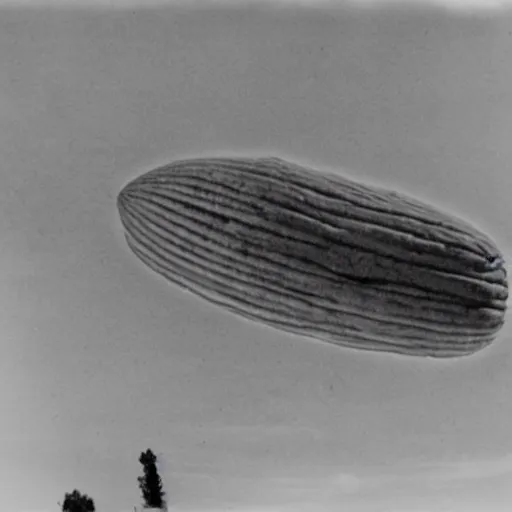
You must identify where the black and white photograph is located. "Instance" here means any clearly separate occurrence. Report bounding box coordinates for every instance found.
[1,1,511,511]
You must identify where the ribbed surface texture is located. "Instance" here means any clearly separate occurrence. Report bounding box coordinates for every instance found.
[117,156,508,358]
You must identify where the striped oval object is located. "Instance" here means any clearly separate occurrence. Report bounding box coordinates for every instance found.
[117,156,508,358]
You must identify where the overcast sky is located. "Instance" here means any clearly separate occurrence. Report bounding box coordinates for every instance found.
[1,2,512,512]
[1,0,512,10]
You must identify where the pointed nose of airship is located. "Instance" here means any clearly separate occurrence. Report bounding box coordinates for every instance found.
[117,173,153,225]
[117,178,138,214]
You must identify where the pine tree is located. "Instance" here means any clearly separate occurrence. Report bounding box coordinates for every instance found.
[137,449,166,509]
[61,489,95,512]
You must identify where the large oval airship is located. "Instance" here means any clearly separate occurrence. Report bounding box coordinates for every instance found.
[117,156,508,358]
